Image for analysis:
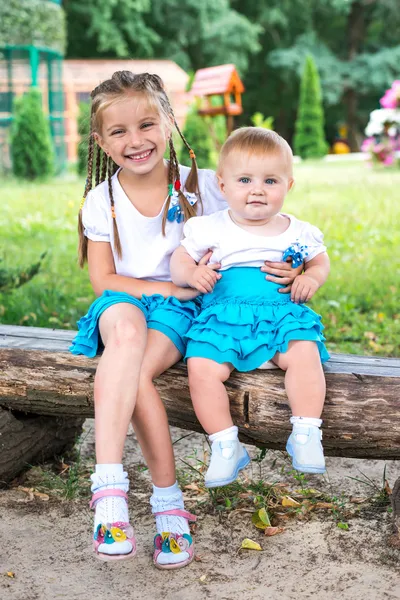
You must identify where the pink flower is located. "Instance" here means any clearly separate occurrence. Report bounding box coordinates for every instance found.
[380,81,400,108]
[383,155,394,165]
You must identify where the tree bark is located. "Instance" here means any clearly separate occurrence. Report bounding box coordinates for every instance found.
[0,407,84,484]
[1,347,400,460]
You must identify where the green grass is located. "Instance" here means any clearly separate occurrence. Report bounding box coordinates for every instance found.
[1,162,399,357]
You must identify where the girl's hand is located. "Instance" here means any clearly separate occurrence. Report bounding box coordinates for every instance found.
[261,258,303,293]
[187,265,222,294]
[171,284,201,302]
[290,274,320,304]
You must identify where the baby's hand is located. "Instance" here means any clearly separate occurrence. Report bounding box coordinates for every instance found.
[187,264,222,294]
[262,257,303,293]
[291,274,320,304]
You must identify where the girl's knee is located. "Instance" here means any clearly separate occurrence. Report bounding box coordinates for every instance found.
[109,318,145,346]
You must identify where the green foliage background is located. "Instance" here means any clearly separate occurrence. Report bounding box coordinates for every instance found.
[294,56,329,159]
[0,0,66,53]
[10,89,54,180]
[1,163,399,358]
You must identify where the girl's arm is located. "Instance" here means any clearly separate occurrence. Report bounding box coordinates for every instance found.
[88,240,199,301]
[290,252,330,304]
[170,245,221,294]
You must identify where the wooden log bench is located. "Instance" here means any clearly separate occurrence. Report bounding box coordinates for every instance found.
[1,324,400,486]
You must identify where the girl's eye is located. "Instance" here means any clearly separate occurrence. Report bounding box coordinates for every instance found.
[239,177,250,183]
[265,178,276,184]
[111,129,124,136]
[141,122,154,129]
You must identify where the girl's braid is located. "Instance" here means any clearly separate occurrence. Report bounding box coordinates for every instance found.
[107,155,122,259]
[78,121,95,266]
[95,144,102,186]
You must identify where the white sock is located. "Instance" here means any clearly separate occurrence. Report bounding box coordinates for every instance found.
[209,425,238,443]
[91,463,130,532]
[290,417,322,444]
[150,482,190,566]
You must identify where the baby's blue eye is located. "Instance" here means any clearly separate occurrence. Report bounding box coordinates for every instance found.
[265,178,276,185]
[239,177,250,183]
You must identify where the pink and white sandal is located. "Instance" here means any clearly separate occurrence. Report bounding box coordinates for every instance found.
[153,509,197,570]
[90,489,137,561]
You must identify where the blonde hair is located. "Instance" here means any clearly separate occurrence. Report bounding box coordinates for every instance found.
[78,71,201,267]
[217,127,293,176]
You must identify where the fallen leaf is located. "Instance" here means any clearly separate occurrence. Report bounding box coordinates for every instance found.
[34,491,49,501]
[184,483,201,492]
[313,502,334,510]
[384,480,392,496]
[337,522,349,530]
[252,507,271,530]
[350,496,368,504]
[282,496,301,507]
[364,331,376,340]
[240,538,262,551]
[194,554,203,562]
[6,572,15,578]
[264,526,285,536]
[199,574,207,582]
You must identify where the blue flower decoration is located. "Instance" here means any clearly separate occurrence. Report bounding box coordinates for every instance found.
[167,190,198,223]
[282,241,309,268]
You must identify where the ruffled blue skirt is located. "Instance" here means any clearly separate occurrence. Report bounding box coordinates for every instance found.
[70,290,201,358]
[185,267,329,371]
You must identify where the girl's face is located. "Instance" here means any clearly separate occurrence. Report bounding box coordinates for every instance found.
[95,93,170,176]
[218,151,294,225]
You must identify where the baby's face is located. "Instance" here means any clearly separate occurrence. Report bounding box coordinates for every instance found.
[218,151,294,225]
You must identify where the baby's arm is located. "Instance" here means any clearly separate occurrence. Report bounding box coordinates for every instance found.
[290,252,330,304]
[88,240,199,302]
[170,246,221,294]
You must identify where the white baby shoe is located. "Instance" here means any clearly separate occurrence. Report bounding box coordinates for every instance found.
[205,440,251,488]
[286,424,326,474]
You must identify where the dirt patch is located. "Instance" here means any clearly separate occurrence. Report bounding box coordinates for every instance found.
[1,420,399,600]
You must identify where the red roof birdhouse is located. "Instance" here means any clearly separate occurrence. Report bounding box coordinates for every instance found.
[190,64,244,119]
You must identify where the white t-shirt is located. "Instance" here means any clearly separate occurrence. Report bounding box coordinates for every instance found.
[181,209,327,269]
[82,165,226,281]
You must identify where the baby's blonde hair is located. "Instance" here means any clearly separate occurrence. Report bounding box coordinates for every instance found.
[217,127,293,176]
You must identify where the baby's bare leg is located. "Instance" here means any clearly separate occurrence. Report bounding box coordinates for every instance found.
[272,340,325,417]
[187,357,233,433]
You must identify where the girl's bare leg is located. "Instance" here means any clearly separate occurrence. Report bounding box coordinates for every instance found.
[131,329,181,487]
[131,330,194,567]
[272,340,325,417]
[95,303,147,463]
[187,357,233,434]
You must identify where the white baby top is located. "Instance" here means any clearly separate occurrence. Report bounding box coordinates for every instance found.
[82,164,226,281]
[181,209,326,269]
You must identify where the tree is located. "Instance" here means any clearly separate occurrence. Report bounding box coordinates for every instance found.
[77,102,90,176]
[293,55,328,159]
[64,0,260,74]
[10,89,54,180]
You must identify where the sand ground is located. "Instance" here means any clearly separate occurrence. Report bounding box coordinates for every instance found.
[1,419,400,600]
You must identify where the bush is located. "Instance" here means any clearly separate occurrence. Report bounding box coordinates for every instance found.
[10,88,54,180]
[178,107,218,170]
[293,55,328,159]
[77,102,91,176]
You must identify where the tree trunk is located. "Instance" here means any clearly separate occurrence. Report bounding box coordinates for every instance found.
[344,0,367,151]
[0,407,84,484]
[1,346,400,460]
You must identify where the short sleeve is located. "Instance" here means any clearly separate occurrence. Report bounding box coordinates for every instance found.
[200,169,228,215]
[181,216,215,262]
[82,188,110,242]
[303,224,327,262]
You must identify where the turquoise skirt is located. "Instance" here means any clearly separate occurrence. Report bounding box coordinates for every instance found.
[185,267,329,371]
[70,290,201,358]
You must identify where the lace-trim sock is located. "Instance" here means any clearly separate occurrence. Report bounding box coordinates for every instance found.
[91,464,132,556]
[150,482,190,565]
